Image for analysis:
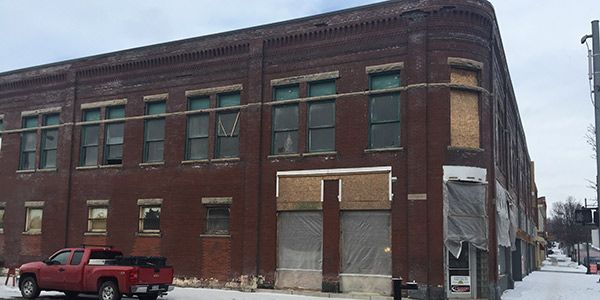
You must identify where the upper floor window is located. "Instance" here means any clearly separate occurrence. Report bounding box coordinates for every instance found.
[449,67,480,149]
[105,106,125,165]
[186,97,210,160]
[272,84,300,155]
[19,116,38,170]
[0,116,4,151]
[369,73,400,149]
[80,109,100,166]
[143,101,166,163]
[308,81,336,152]
[40,114,60,169]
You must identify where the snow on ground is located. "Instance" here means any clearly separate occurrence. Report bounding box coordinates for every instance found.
[502,247,600,300]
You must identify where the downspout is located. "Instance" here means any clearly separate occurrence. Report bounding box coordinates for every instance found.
[64,70,79,248]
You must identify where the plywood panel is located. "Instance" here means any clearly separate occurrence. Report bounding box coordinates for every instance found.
[278,177,322,203]
[342,173,389,203]
[451,68,479,87]
[451,90,480,149]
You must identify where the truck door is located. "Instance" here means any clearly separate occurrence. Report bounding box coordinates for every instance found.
[63,250,85,291]
[38,250,72,290]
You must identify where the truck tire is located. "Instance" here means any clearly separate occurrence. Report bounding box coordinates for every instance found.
[99,281,122,300]
[138,294,159,300]
[19,276,41,299]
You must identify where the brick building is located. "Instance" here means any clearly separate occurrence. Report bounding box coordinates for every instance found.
[0,0,540,299]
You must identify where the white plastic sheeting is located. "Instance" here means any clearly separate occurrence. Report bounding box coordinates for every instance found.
[496,183,511,248]
[277,211,323,271]
[509,201,518,251]
[443,181,488,258]
[340,211,391,275]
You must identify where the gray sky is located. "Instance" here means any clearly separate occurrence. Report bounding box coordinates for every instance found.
[0,0,598,211]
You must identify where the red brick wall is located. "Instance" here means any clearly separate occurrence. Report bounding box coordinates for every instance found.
[201,238,231,281]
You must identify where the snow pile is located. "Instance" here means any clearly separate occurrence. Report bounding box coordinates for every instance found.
[501,271,600,300]
[541,248,587,273]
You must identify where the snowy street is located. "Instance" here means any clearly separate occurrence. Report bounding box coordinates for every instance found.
[502,249,600,300]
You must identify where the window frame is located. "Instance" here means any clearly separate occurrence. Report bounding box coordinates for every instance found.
[368,72,401,149]
[307,100,336,153]
[205,206,230,235]
[143,102,166,163]
[271,104,299,155]
[186,113,210,160]
[40,114,59,169]
[80,109,101,167]
[19,116,38,170]
[138,205,161,233]
[87,206,108,233]
[25,207,43,233]
[215,110,240,158]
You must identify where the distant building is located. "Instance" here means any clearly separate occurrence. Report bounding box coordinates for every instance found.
[0,0,540,299]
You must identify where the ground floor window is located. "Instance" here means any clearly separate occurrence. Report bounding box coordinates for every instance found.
[205,206,230,235]
[277,211,323,271]
[25,207,43,233]
[340,211,391,275]
[139,205,161,233]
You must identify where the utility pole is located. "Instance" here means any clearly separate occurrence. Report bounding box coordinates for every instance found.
[582,20,600,275]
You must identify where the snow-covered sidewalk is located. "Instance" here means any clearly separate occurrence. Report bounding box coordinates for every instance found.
[502,248,600,300]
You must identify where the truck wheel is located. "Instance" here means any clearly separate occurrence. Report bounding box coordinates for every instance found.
[138,294,159,300]
[19,276,41,299]
[99,281,122,300]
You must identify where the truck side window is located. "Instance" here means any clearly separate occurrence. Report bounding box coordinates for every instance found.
[51,251,72,265]
[70,250,84,265]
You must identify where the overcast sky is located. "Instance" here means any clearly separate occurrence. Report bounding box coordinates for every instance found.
[0,0,598,212]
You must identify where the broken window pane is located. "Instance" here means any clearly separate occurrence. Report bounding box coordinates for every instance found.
[206,207,230,235]
[273,105,298,155]
[274,131,298,155]
[140,206,161,231]
[216,111,240,158]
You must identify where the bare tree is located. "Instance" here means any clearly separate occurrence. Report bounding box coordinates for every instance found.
[547,197,591,257]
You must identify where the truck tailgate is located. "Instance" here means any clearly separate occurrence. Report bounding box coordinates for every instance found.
[136,266,174,284]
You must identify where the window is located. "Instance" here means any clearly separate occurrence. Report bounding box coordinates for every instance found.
[25,207,43,233]
[0,116,4,151]
[216,111,240,158]
[143,102,166,163]
[272,84,299,155]
[104,106,125,165]
[341,211,391,275]
[369,73,400,149]
[20,116,38,170]
[80,109,100,166]
[308,81,336,152]
[218,92,240,108]
[50,250,71,265]
[186,97,210,160]
[139,206,161,232]
[205,206,230,235]
[0,208,4,231]
[450,67,480,148]
[272,105,298,154]
[70,250,84,265]
[88,207,108,232]
[40,114,59,169]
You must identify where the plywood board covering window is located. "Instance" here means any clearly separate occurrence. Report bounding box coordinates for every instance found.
[450,91,480,149]
[451,68,479,87]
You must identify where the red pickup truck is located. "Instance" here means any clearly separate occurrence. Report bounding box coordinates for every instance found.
[18,247,174,300]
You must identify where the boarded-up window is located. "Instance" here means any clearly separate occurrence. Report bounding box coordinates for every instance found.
[450,68,480,148]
